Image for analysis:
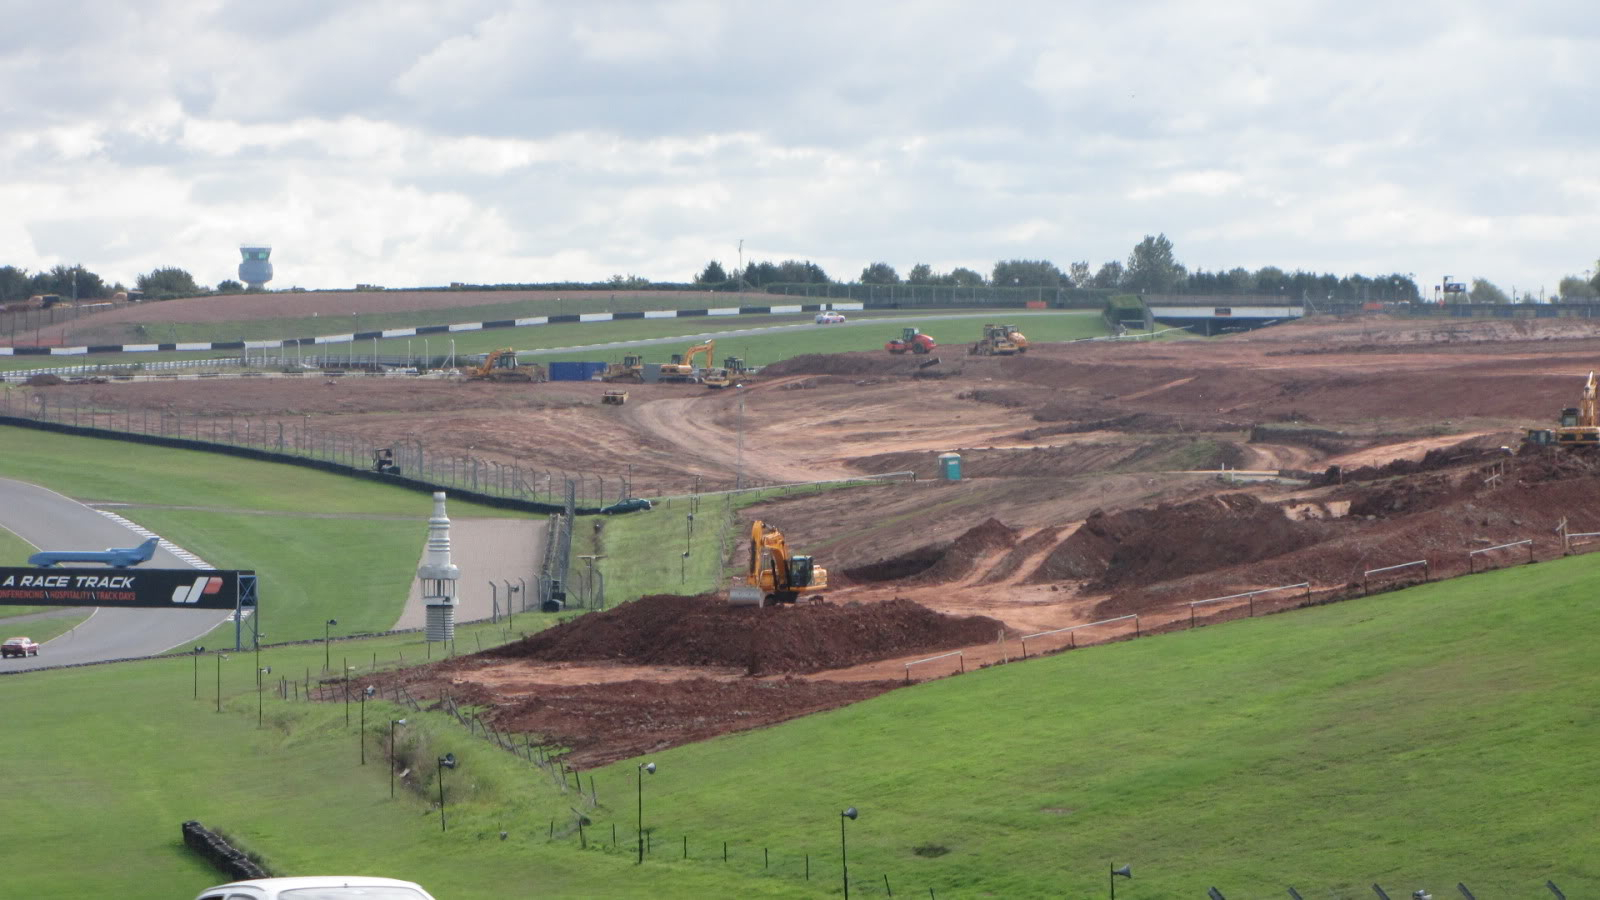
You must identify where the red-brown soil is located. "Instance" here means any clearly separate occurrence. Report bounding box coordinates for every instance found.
[33,312,1600,763]
[487,593,1005,675]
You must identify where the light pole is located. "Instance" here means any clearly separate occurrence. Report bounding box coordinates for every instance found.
[389,719,407,797]
[324,618,337,671]
[840,806,858,900]
[192,646,204,700]
[636,761,656,863]
[215,653,228,712]
[360,686,375,764]
[437,753,457,832]
[1110,863,1132,899]
[735,384,745,489]
[256,666,271,727]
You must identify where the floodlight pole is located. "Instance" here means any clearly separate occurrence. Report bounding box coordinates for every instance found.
[389,719,407,798]
[840,807,857,900]
[636,761,655,863]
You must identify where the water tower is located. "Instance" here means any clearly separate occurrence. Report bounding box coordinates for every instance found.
[239,246,273,290]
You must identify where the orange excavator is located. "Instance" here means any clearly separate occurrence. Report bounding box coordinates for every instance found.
[728,520,828,607]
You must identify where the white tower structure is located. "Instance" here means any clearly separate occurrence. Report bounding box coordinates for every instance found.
[418,492,460,643]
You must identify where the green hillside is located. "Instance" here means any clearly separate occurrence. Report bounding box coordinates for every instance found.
[4,429,1595,897]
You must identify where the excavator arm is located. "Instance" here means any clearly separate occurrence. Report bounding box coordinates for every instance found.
[684,340,716,370]
[1583,371,1598,428]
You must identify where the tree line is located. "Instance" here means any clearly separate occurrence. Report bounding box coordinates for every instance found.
[0,263,231,304]
[696,234,1422,302]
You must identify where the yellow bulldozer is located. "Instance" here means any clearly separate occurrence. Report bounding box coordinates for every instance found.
[728,520,828,607]
[969,324,1028,356]
[602,355,644,383]
[465,348,546,382]
[659,340,715,383]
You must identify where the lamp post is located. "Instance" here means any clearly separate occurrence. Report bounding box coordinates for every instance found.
[256,666,271,727]
[324,618,338,671]
[389,719,407,797]
[192,646,204,700]
[636,761,656,863]
[215,653,228,713]
[1110,864,1132,899]
[840,806,858,900]
[360,686,375,764]
[735,385,745,489]
[437,753,457,832]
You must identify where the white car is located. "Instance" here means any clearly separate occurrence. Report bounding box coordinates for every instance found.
[814,312,847,324]
[195,876,437,900]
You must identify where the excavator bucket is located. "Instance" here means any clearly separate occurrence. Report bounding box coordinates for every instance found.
[728,582,766,607]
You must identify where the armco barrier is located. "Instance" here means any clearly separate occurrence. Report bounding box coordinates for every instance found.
[182,820,269,880]
[0,413,572,515]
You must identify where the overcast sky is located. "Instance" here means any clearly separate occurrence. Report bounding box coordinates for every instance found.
[2,0,1595,295]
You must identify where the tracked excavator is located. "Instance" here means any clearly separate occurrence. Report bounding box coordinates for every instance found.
[728,520,828,607]
[1529,370,1600,447]
[659,340,716,383]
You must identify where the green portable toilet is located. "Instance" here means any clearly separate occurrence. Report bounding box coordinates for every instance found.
[938,452,962,481]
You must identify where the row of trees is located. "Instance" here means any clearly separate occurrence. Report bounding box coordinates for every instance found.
[0,264,222,304]
[695,235,1423,301]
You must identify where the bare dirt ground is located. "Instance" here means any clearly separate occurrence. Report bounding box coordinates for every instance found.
[33,312,1600,763]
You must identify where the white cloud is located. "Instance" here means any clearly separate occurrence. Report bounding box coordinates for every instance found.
[0,0,1597,294]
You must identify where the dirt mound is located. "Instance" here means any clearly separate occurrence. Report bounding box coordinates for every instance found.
[760,353,944,377]
[910,517,1017,583]
[1030,494,1329,589]
[977,526,1063,585]
[489,593,1006,675]
[24,373,63,386]
[843,518,1016,584]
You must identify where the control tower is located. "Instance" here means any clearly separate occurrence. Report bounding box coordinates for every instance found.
[239,246,273,290]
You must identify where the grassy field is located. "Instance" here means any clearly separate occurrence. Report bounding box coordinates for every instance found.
[576,555,1600,898]
[0,522,31,564]
[0,430,529,643]
[9,353,1588,896]
[0,308,1110,371]
[3,518,1597,897]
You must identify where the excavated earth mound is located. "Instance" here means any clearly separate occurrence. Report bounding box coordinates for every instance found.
[489,593,1006,675]
[1030,493,1330,589]
[842,518,1017,584]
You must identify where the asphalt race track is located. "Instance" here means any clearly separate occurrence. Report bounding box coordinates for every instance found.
[0,478,228,672]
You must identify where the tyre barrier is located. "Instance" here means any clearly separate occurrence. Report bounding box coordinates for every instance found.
[182,820,270,881]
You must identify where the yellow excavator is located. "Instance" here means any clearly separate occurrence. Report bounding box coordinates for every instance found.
[659,339,715,383]
[728,520,828,607]
[1556,371,1600,446]
[465,348,546,382]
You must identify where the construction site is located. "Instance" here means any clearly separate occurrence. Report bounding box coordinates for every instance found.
[21,310,1600,763]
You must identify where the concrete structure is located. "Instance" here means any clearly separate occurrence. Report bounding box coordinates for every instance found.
[239,246,273,290]
[417,492,460,643]
[1146,300,1304,335]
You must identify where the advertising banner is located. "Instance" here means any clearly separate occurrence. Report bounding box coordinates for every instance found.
[0,567,254,611]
